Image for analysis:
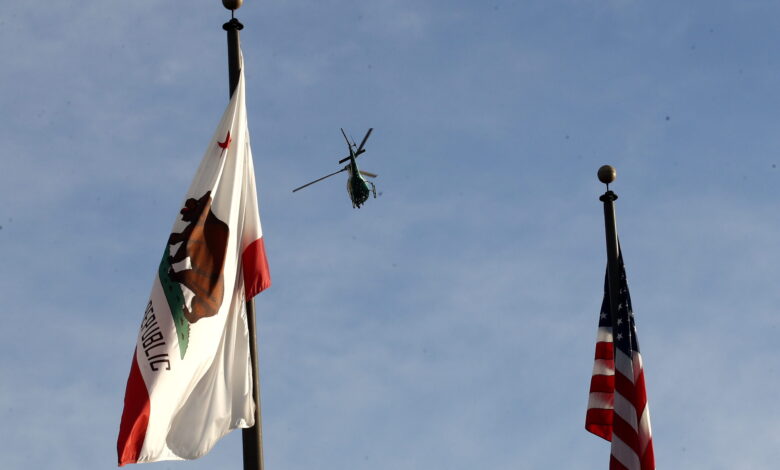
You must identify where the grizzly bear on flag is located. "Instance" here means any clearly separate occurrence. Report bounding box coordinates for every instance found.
[167,191,229,324]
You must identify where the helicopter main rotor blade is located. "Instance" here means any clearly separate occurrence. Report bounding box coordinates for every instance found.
[337,128,373,164]
[340,128,353,152]
[338,148,365,164]
[359,170,377,178]
[357,128,373,153]
[292,167,347,193]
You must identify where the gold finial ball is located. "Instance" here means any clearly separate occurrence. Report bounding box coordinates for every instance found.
[222,0,243,10]
[597,165,617,185]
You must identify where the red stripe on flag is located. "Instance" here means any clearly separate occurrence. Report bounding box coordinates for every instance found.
[612,414,639,450]
[242,237,271,299]
[595,341,614,360]
[117,352,150,466]
[589,374,615,393]
[641,443,655,470]
[633,371,648,407]
[614,372,636,399]
[585,409,613,441]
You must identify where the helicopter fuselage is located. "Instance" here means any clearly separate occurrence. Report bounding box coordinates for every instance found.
[346,155,374,208]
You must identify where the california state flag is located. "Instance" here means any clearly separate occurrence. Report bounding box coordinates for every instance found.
[117,64,270,465]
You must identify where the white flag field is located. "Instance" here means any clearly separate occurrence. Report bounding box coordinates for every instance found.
[117,63,270,465]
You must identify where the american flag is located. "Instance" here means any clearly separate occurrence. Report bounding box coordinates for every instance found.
[586,251,655,470]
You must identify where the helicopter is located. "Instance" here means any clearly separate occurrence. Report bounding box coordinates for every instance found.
[292,128,378,208]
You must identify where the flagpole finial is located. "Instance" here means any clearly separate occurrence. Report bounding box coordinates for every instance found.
[597,165,616,186]
[222,0,243,10]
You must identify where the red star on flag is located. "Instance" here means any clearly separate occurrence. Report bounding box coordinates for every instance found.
[217,131,231,150]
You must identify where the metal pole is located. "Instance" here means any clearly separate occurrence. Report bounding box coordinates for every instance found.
[222,7,265,470]
[242,298,265,470]
[223,17,244,98]
[597,165,622,338]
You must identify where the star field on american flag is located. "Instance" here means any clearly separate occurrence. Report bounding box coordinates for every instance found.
[586,249,655,470]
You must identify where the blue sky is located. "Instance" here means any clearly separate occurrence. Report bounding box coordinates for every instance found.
[2,1,780,468]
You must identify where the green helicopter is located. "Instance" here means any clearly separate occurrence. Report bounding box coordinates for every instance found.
[293,128,377,208]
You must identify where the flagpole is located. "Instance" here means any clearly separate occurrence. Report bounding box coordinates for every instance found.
[223,5,243,97]
[598,165,623,338]
[222,2,265,470]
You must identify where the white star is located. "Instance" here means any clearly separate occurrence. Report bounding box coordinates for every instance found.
[617,333,623,340]
[600,312,607,319]
[616,318,623,325]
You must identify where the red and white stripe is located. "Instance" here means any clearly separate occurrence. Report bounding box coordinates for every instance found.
[586,327,654,470]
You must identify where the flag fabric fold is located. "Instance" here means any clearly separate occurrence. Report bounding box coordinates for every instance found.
[585,250,654,470]
[117,61,270,466]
